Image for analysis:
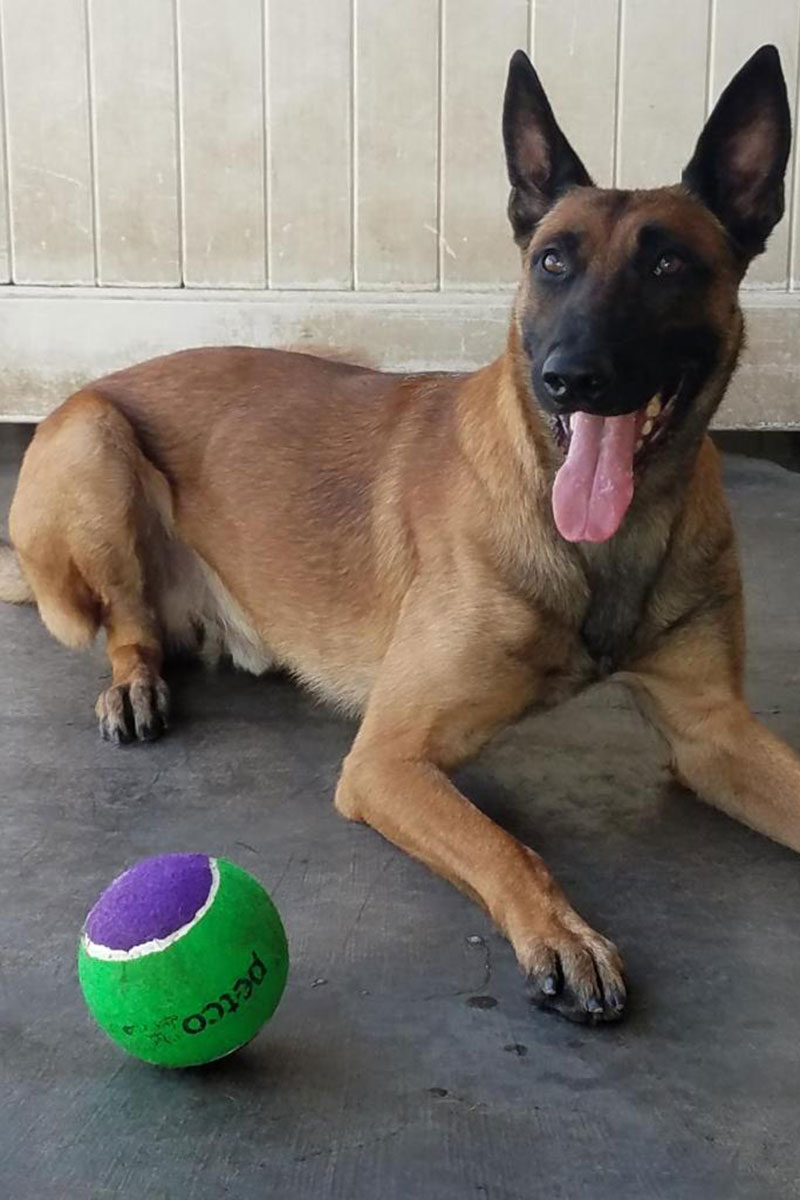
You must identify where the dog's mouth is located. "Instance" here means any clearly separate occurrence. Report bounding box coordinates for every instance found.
[549,386,682,544]
[551,391,678,460]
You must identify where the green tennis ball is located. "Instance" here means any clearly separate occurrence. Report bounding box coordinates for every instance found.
[78,854,289,1067]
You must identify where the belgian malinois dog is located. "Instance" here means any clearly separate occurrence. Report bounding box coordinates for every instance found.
[2,46,797,1024]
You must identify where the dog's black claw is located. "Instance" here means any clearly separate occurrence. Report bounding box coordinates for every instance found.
[532,992,624,1026]
[542,973,558,996]
[136,718,164,743]
[604,985,627,1014]
[530,992,584,1024]
[100,721,133,746]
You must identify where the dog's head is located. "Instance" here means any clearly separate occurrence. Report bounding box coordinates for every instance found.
[503,46,791,543]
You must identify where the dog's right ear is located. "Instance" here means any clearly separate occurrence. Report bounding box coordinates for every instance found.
[503,50,593,247]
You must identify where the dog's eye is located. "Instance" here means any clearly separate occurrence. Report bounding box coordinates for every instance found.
[541,250,566,276]
[653,252,684,278]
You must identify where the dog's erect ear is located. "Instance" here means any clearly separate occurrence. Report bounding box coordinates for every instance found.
[682,45,791,261]
[503,50,593,247]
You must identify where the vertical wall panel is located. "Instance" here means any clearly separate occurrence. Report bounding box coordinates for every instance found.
[269,0,351,288]
[356,0,439,288]
[711,0,799,288]
[532,0,620,187]
[617,0,708,188]
[0,1,797,297]
[89,0,180,286]
[793,39,800,289]
[178,0,266,288]
[2,0,93,284]
[0,13,12,283]
[441,0,527,288]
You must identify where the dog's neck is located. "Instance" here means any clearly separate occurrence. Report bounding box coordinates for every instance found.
[452,316,742,671]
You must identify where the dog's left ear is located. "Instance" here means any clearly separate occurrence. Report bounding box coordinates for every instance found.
[683,45,791,261]
[503,50,593,247]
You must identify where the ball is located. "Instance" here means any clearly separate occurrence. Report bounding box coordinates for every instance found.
[78,854,289,1067]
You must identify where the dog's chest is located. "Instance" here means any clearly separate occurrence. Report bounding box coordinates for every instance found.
[580,565,653,674]
[572,529,671,678]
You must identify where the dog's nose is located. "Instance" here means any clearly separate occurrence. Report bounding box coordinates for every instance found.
[541,350,613,408]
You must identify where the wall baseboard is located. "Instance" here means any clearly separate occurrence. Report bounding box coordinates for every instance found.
[0,286,797,428]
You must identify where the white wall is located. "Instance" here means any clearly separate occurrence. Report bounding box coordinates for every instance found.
[0,0,797,425]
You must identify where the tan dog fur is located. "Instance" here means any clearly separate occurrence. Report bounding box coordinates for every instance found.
[3,51,800,1024]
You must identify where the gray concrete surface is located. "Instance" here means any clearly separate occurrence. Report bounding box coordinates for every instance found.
[1,429,799,1199]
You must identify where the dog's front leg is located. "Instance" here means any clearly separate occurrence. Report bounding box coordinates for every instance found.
[334,591,626,1024]
[626,625,800,852]
[336,750,625,1022]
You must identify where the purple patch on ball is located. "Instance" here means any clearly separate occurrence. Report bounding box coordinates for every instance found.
[85,853,213,951]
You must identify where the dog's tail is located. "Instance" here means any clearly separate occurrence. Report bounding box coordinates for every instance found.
[0,541,33,604]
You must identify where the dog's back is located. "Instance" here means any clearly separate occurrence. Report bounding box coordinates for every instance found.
[8,345,495,716]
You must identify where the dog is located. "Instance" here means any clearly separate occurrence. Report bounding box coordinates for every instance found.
[2,45,798,1025]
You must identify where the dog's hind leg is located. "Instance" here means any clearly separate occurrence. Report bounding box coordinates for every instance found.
[0,541,34,604]
[9,391,171,744]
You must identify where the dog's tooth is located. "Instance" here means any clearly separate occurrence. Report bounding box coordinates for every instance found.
[642,418,654,436]
[635,437,643,451]
[646,395,662,419]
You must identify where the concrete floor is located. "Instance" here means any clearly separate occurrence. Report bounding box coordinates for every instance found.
[2,430,800,1200]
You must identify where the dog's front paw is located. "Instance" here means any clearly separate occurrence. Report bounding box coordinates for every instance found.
[519,915,626,1026]
[95,671,170,745]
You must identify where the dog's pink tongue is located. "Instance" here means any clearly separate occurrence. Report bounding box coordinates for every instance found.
[552,411,638,543]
